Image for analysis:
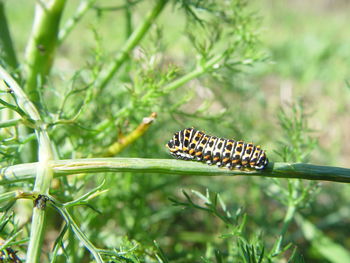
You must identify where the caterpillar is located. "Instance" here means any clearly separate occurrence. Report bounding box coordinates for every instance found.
[166,128,268,170]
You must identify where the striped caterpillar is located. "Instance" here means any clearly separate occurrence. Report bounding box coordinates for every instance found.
[166,128,268,170]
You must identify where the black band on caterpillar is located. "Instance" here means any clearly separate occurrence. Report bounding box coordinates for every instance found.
[166,128,268,170]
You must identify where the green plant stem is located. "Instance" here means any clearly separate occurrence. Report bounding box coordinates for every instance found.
[0,1,18,71]
[23,0,66,163]
[162,52,226,93]
[0,66,40,121]
[94,0,142,12]
[0,118,20,128]
[124,0,133,38]
[26,207,47,263]
[95,0,168,91]
[24,0,67,104]
[281,203,297,237]
[296,214,350,263]
[0,65,55,263]
[272,203,297,256]
[50,199,103,263]
[1,159,350,184]
[58,0,96,44]
[27,118,55,262]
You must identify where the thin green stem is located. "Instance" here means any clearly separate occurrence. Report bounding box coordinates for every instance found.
[0,118,21,128]
[280,203,297,237]
[93,0,142,12]
[124,0,133,38]
[50,224,68,263]
[95,0,168,91]
[0,190,18,204]
[0,97,35,127]
[272,202,297,256]
[50,198,104,263]
[295,214,350,262]
[0,231,24,251]
[58,0,96,44]
[0,66,40,121]
[0,98,21,112]
[1,159,350,184]
[162,52,226,93]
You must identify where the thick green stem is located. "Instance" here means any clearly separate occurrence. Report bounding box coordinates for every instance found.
[24,0,67,105]
[33,131,54,193]
[1,159,350,184]
[95,0,168,91]
[26,132,54,262]
[26,207,47,262]
[0,65,55,263]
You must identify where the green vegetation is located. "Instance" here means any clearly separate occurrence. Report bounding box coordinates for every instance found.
[1,0,350,262]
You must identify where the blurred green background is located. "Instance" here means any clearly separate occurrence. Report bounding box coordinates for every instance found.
[1,0,350,262]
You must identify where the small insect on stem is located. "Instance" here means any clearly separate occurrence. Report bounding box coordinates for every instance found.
[166,128,268,170]
[34,194,50,210]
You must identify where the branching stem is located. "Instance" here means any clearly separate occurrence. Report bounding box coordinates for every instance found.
[163,53,226,93]
[0,65,55,262]
[95,0,168,91]
[58,0,96,44]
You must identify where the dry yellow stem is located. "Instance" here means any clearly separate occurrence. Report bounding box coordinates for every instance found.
[104,112,157,157]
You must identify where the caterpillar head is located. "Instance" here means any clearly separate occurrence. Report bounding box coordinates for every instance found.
[166,140,174,150]
[166,139,178,155]
[255,152,268,170]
